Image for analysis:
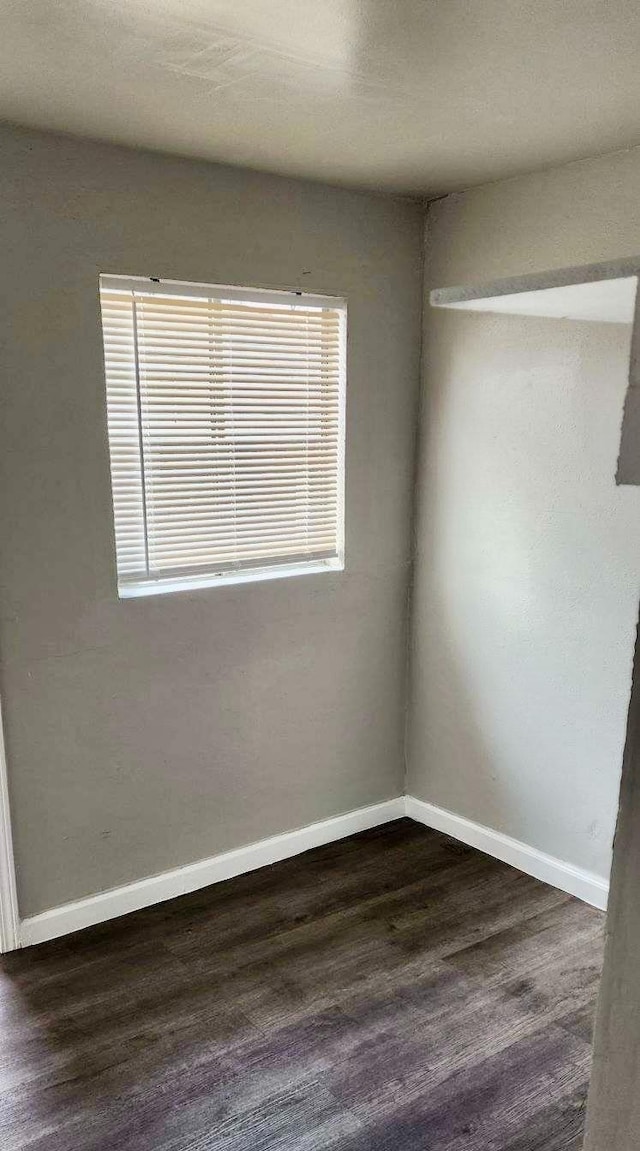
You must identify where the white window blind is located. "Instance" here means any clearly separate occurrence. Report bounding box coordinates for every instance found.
[99,275,346,597]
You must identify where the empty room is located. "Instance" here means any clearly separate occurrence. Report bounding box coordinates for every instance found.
[2,2,640,1149]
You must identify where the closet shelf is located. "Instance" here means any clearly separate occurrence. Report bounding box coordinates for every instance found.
[430,256,640,324]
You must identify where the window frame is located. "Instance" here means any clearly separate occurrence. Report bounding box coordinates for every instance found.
[99,275,347,598]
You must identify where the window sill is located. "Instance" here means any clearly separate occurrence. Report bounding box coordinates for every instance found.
[118,557,344,599]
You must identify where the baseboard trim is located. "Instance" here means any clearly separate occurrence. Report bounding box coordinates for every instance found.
[405,795,609,911]
[19,797,406,948]
[18,793,609,949]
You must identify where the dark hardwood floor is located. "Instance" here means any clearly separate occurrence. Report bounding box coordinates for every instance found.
[0,819,604,1150]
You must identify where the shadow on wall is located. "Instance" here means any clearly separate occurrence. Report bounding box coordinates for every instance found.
[407,570,516,836]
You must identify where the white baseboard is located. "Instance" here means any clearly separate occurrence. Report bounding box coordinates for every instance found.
[19,797,406,948]
[405,795,609,911]
[18,792,608,949]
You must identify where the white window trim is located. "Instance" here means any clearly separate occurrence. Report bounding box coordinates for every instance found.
[119,556,344,599]
[100,275,347,597]
[100,274,346,313]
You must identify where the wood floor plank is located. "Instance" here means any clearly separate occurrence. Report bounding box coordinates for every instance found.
[333,1024,593,1151]
[444,898,604,1025]
[0,820,605,1150]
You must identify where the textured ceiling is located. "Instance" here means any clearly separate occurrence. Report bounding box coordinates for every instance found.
[2,0,640,194]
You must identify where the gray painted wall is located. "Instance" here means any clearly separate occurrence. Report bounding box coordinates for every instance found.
[408,149,640,880]
[0,125,423,917]
[586,614,640,1150]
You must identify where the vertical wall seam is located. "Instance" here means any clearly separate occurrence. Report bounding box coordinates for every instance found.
[401,199,433,796]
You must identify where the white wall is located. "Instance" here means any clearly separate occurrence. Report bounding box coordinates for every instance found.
[408,149,640,880]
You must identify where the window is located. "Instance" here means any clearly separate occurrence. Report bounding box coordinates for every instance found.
[99,276,346,597]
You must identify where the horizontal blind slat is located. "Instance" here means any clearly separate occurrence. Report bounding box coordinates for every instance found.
[100,277,345,589]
